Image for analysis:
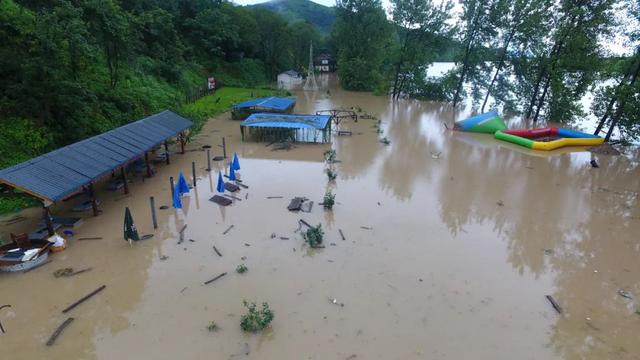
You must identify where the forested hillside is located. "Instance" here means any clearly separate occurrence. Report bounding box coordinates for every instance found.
[0,0,320,171]
[250,0,335,34]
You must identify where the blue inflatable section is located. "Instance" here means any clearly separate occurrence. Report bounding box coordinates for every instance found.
[557,128,600,138]
[457,111,500,131]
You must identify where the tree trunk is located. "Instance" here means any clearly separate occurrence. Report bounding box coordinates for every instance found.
[604,59,640,141]
[453,4,484,107]
[533,73,552,123]
[481,29,516,112]
[594,50,640,135]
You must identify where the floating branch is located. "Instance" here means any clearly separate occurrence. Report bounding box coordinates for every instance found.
[46,317,75,346]
[204,272,227,285]
[62,285,106,314]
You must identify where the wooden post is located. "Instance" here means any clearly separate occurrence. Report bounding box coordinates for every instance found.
[43,204,54,236]
[164,141,170,165]
[192,161,197,188]
[144,152,152,178]
[206,149,211,172]
[170,176,175,198]
[180,133,185,154]
[88,183,99,217]
[121,167,129,195]
[222,137,227,159]
[149,196,158,229]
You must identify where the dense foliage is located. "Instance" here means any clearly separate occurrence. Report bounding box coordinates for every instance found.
[0,0,321,170]
[331,0,639,141]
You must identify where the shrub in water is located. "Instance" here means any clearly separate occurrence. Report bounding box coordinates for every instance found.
[303,224,324,248]
[240,301,274,332]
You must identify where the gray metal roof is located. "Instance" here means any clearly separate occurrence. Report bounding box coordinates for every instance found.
[0,110,192,202]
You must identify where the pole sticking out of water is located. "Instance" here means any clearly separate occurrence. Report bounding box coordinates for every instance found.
[222,137,227,159]
[192,161,197,188]
[150,196,158,229]
[206,149,211,172]
[170,176,175,199]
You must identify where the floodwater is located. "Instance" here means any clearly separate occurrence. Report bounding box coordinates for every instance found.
[1,74,640,360]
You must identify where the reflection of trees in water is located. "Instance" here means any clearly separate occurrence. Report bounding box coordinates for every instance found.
[436,139,640,357]
[377,99,451,200]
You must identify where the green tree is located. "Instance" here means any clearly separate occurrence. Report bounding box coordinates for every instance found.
[389,0,453,99]
[332,0,392,91]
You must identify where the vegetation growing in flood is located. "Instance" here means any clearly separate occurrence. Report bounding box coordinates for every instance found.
[240,301,274,333]
[323,191,335,210]
[303,224,324,248]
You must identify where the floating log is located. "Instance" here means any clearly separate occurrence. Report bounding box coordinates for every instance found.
[223,225,234,235]
[78,237,103,241]
[545,295,563,314]
[210,195,232,206]
[46,317,75,346]
[299,219,312,228]
[339,229,346,241]
[213,246,222,257]
[204,272,227,285]
[267,196,283,199]
[236,182,249,189]
[279,237,290,240]
[360,226,372,230]
[62,285,106,314]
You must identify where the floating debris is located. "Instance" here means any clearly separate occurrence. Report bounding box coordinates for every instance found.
[431,152,441,159]
[496,200,504,206]
[62,285,106,314]
[223,225,234,235]
[204,272,227,285]
[590,159,599,168]
[545,295,563,314]
[213,246,223,257]
[328,297,345,307]
[360,226,372,230]
[46,317,75,346]
[618,289,633,300]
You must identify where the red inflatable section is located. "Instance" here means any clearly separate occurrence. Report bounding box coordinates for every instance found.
[502,128,559,139]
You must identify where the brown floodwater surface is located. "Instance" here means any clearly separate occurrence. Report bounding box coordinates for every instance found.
[1,74,639,360]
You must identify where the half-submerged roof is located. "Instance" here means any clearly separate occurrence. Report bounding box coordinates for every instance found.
[240,113,331,130]
[0,110,192,203]
[232,97,296,111]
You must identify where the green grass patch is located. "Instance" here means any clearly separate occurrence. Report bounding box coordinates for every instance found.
[179,87,290,134]
[0,196,39,216]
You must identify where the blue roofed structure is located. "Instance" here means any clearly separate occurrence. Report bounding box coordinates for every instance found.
[231,97,296,120]
[240,113,332,143]
[0,110,192,203]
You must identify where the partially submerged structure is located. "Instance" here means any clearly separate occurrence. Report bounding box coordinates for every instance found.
[240,113,331,143]
[277,70,303,89]
[0,110,192,236]
[231,97,296,120]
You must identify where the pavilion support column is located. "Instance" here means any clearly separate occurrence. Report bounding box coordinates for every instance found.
[145,152,153,178]
[89,183,99,217]
[121,167,129,195]
[180,132,186,154]
[164,141,171,165]
[42,203,54,236]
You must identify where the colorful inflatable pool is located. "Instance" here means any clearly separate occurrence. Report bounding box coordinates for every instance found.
[455,111,507,134]
[495,128,604,151]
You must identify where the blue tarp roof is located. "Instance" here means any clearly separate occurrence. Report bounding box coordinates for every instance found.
[0,110,192,202]
[241,113,331,130]
[232,97,296,111]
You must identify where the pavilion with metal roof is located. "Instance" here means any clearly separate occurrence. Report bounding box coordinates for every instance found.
[231,97,296,120]
[0,110,192,235]
[240,113,331,143]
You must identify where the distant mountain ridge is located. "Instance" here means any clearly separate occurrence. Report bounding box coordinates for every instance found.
[249,0,335,34]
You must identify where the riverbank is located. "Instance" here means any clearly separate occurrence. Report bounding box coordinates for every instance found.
[1,74,639,360]
[0,86,288,217]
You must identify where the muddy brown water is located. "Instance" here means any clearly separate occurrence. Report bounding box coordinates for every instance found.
[1,74,639,360]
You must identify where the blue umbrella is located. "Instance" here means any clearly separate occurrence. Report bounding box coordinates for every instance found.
[172,184,182,209]
[216,172,225,193]
[177,172,190,194]
[232,153,240,171]
[229,163,237,181]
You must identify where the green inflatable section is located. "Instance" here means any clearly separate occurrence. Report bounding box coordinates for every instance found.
[494,130,534,149]
[469,117,507,134]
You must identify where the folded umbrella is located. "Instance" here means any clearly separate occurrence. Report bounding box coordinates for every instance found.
[217,172,225,193]
[177,172,190,194]
[172,183,182,209]
[124,207,140,243]
[232,152,240,171]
